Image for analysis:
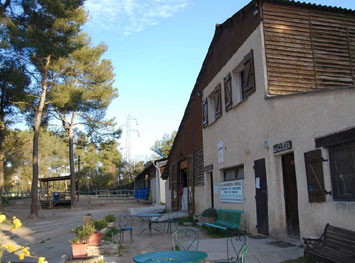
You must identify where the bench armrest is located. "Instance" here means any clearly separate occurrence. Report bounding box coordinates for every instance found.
[303,236,323,249]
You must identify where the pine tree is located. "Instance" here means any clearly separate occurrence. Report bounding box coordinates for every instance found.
[49,35,119,208]
[0,0,30,211]
[11,0,86,217]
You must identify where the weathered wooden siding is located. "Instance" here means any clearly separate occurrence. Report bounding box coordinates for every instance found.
[263,2,355,95]
[193,150,204,186]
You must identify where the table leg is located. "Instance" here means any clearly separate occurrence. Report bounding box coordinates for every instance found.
[138,217,149,235]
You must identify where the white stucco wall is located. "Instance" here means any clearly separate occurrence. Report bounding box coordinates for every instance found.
[201,24,355,240]
[194,186,206,214]
[160,177,166,204]
[150,177,156,204]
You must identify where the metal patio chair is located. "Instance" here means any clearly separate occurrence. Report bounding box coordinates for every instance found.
[118,215,134,243]
[215,234,248,263]
[162,210,178,234]
[172,229,199,251]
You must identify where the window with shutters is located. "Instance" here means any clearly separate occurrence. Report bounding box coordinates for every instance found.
[202,99,208,127]
[214,84,222,120]
[304,149,326,202]
[230,49,255,107]
[224,73,232,111]
[329,142,355,201]
[241,50,255,99]
[205,84,222,125]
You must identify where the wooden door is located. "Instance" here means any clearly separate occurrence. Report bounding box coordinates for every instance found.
[210,172,214,208]
[171,163,178,210]
[254,158,269,235]
[282,153,300,238]
[187,158,194,214]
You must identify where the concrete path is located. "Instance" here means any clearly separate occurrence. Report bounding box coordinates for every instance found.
[130,206,303,262]
[199,236,303,262]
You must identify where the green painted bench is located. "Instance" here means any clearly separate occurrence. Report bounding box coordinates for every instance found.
[205,209,244,262]
[205,208,243,233]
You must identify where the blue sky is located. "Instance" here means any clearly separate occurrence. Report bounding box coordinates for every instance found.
[83,0,355,161]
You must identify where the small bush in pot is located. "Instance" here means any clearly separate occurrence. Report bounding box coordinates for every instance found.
[70,223,95,258]
[93,218,108,231]
[104,215,116,228]
[104,214,116,222]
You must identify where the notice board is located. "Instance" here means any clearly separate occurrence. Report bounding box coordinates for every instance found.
[220,180,243,203]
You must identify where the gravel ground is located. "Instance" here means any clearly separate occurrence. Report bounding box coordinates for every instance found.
[0,197,208,263]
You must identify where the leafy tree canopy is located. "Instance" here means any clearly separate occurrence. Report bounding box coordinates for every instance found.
[150,131,177,159]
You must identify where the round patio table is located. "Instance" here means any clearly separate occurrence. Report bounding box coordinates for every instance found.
[136,213,163,237]
[133,250,208,263]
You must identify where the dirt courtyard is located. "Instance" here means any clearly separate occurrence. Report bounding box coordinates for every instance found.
[0,197,210,263]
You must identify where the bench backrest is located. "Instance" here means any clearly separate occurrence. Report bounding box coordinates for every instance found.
[323,223,355,257]
[216,209,243,229]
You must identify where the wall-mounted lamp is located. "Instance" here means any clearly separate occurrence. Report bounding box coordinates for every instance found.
[196,91,203,97]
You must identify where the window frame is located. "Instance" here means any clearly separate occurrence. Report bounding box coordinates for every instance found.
[329,142,355,201]
[223,165,244,182]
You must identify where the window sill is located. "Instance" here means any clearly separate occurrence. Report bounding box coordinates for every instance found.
[232,98,247,110]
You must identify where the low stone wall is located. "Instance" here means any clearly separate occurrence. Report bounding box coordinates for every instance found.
[87,241,118,257]
[60,255,104,263]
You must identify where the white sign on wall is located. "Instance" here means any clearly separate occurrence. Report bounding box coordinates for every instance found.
[220,180,243,203]
[218,141,224,163]
[214,183,219,194]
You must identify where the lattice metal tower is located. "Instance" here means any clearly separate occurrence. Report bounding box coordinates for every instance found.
[123,114,140,161]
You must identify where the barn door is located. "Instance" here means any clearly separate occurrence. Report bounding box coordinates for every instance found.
[171,163,178,210]
[254,158,269,235]
[187,157,194,214]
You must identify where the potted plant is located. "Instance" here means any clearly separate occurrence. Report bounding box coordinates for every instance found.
[93,218,109,238]
[88,221,103,246]
[104,214,116,228]
[202,208,218,224]
[70,223,94,258]
[82,213,92,226]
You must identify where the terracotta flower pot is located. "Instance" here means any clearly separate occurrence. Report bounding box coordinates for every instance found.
[88,232,103,246]
[71,243,88,258]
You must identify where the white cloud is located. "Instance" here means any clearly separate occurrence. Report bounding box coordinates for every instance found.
[85,0,191,35]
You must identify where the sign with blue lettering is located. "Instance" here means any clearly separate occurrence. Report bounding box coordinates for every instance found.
[220,180,243,203]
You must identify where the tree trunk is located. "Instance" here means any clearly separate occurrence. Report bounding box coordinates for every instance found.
[0,112,4,212]
[30,55,51,218]
[69,112,77,209]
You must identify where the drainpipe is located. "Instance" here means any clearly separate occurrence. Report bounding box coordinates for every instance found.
[152,160,161,205]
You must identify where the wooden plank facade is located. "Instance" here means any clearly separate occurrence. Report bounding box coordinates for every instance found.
[262,1,355,95]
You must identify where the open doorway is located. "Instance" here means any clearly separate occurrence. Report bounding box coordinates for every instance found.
[179,168,188,211]
[282,153,300,238]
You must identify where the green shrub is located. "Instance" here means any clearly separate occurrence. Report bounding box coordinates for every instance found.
[103,227,119,241]
[201,208,218,218]
[70,223,95,243]
[104,214,116,222]
[94,218,108,231]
